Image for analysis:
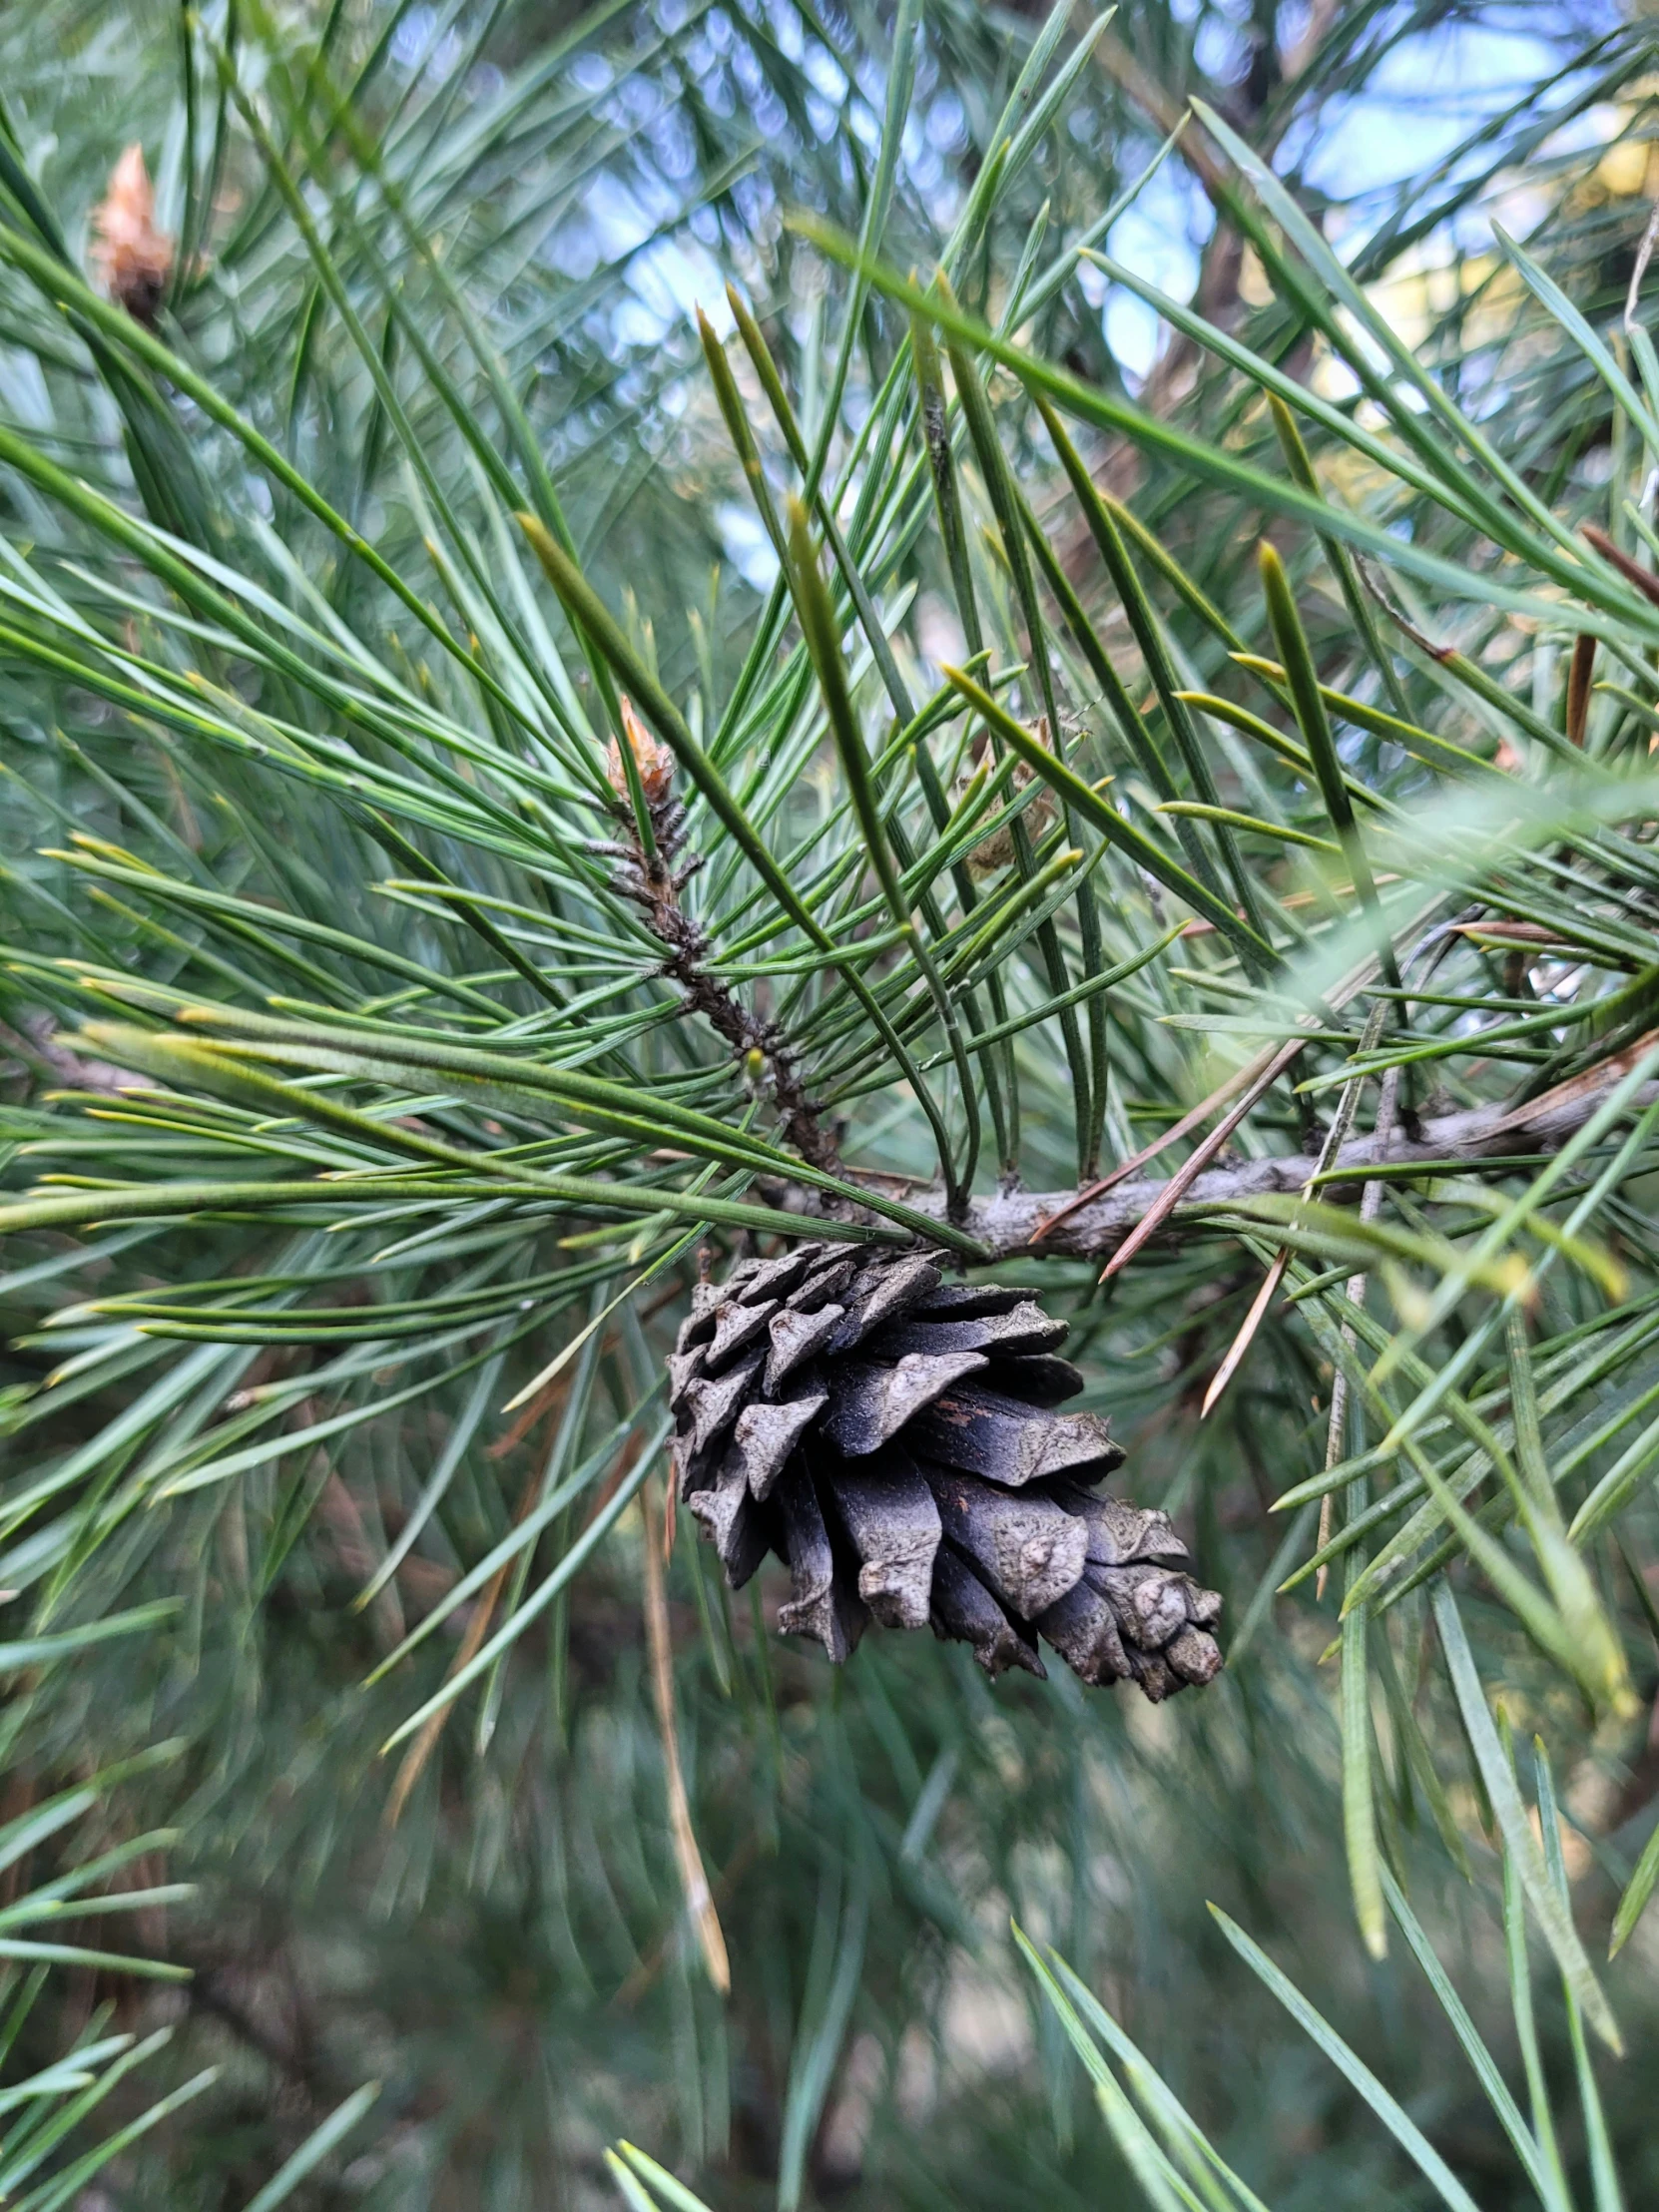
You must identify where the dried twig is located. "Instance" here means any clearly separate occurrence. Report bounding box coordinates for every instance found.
[1581,523,1659,612]
[640,1475,730,1996]
[381,1573,505,1833]
[1201,1002,1390,1418]
[1029,1042,1275,1242]
[1099,1035,1307,1281]
[612,1833,762,2011]
[1566,632,1596,745]
[380,1415,590,1829]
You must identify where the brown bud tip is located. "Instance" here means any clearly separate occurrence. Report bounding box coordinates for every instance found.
[607,697,676,808]
[90,145,174,328]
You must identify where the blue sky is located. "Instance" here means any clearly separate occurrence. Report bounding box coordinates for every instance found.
[522,0,1629,550]
[1100,10,1624,377]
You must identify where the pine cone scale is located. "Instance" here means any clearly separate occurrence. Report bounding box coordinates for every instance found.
[871,1302,1068,1360]
[1167,1627,1225,1687]
[927,1467,1089,1618]
[706,1295,780,1369]
[988,1354,1086,1404]
[820,1350,987,1456]
[1033,1578,1130,1686]
[764,1302,845,1392]
[825,1255,942,1352]
[1100,1563,1193,1650]
[911,1383,1123,1487]
[777,1464,865,1661]
[680,1349,764,1468]
[734,1248,819,1304]
[728,1387,826,1501]
[669,1245,1224,1700]
[688,1459,770,1587]
[1055,1487,1188,1567]
[915,1284,1026,1318]
[827,1449,941,1629]
[930,1546,1046,1678]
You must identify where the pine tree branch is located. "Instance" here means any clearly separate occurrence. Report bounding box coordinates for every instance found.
[763,1051,1659,1260]
[0,1014,129,1097]
[605,703,844,1178]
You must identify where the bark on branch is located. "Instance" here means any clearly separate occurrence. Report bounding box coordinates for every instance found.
[762,1053,1658,1262]
[604,702,842,1175]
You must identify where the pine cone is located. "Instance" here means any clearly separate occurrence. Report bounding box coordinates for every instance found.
[669,1244,1222,1701]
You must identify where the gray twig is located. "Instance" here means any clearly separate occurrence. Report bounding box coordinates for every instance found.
[762,1061,1659,1260]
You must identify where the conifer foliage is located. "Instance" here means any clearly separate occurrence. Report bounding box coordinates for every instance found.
[1,0,1658,2205]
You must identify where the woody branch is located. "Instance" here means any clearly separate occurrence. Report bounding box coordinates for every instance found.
[759,1058,1659,1262]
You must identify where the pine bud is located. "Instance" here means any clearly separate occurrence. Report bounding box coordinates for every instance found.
[668,1245,1223,1700]
[90,146,174,328]
[607,697,676,811]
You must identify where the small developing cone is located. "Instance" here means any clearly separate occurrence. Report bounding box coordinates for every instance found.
[91,145,174,328]
[668,1245,1223,1700]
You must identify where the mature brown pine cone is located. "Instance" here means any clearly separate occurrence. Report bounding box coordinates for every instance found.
[669,1243,1222,1701]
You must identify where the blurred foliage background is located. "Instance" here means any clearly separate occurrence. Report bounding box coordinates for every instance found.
[2,0,1659,2206]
